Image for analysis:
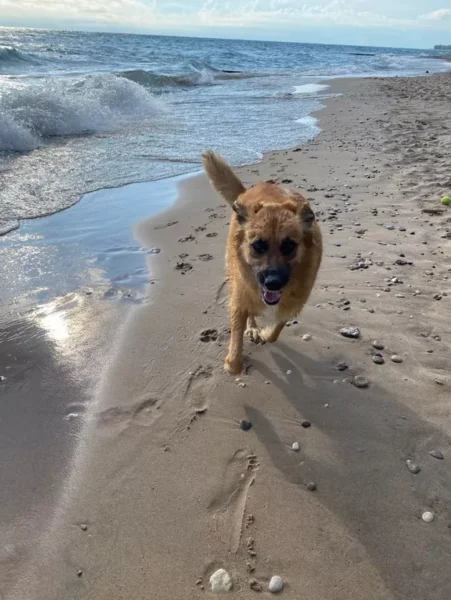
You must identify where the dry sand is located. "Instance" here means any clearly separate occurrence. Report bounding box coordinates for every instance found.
[3,74,451,599]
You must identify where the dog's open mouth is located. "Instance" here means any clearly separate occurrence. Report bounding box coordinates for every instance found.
[262,289,282,306]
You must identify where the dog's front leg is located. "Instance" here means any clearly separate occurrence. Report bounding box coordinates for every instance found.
[262,321,286,344]
[225,307,248,375]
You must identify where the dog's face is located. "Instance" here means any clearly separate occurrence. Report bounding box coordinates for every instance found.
[233,186,315,306]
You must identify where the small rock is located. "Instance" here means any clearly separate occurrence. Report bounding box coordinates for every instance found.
[352,375,369,388]
[433,293,442,301]
[301,420,311,428]
[80,524,88,531]
[292,442,300,452]
[422,511,434,523]
[386,224,395,230]
[340,326,360,339]
[0,375,5,382]
[269,575,284,593]
[373,355,385,365]
[240,420,252,431]
[336,361,348,371]
[286,370,292,375]
[391,355,403,363]
[302,334,312,341]
[77,570,83,578]
[210,569,233,592]
[307,482,317,491]
[429,450,444,460]
[372,341,385,350]
[406,459,421,474]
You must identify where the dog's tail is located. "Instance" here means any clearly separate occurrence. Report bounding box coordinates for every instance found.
[202,150,246,206]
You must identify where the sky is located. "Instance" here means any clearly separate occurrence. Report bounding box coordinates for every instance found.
[1,0,451,48]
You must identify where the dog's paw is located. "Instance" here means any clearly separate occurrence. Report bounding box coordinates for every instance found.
[224,357,244,375]
[245,327,266,345]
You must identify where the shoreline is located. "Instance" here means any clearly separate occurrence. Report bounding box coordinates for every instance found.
[3,73,451,599]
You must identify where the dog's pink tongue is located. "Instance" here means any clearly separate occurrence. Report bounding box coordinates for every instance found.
[264,290,281,304]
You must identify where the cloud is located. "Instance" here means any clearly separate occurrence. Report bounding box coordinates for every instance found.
[420,8,451,21]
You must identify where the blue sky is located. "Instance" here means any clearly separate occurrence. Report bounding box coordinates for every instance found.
[1,0,451,48]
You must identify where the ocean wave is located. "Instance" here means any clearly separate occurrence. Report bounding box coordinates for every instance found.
[0,73,166,153]
[0,45,41,70]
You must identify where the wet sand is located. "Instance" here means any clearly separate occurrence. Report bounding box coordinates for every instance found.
[2,74,451,599]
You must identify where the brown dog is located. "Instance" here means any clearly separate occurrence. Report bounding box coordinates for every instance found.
[202,151,322,375]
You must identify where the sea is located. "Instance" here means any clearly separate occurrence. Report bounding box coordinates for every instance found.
[1,28,451,237]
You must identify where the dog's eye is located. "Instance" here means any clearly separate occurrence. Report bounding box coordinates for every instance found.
[251,239,269,255]
[280,238,297,256]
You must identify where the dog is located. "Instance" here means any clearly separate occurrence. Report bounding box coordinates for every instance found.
[202,151,322,375]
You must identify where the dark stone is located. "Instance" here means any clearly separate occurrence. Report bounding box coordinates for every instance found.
[240,420,252,431]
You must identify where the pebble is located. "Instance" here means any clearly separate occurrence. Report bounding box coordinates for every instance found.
[340,326,360,339]
[80,524,88,531]
[77,570,83,578]
[210,569,233,592]
[386,224,395,230]
[372,355,385,365]
[301,420,311,428]
[352,375,369,388]
[406,459,421,474]
[391,355,403,363]
[286,370,292,375]
[307,482,317,492]
[302,334,312,341]
[292,442,300,452]
[269,576,284,593]
[372,341,385,350]
[240,420,252,431]
[0,375,5,382]
[422,511,434,523]
[429,450,444,460]
[249,579,262,592]
[337,361,348,371]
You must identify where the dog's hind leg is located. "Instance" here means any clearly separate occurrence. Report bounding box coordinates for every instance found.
[261,321,286,344]
[225,308,248,375]
[245,316,266,345]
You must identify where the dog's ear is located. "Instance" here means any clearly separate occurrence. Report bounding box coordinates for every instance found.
[202,150,246,207]
[300,204,315,230]
[232,200,247,225]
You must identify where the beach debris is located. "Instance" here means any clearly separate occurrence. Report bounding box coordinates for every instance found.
[292,442,300,452]
[210,569,233,592]
[406,460,421,474]
[337,361,348,371]
[302,333,312,341]
[340,326,360,339]
[440,195,451,206]
[422,511,434,523]
[429,450,444,460]
[269,576,284,593]
[372,354,385,365]
[391,355,403,363]
[240,420,252,431]
[307,482,317,492]
[352,375,369,388]
[372,340,385,350]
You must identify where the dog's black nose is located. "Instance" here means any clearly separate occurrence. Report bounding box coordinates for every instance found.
[263,269,289,291]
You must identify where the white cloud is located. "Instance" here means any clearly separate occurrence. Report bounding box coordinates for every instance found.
[420,8,451,21]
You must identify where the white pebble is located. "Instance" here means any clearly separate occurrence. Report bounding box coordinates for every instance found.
[269,575,284,593]
[292,442,300,452]
[210,568,233,592]
[422,511,434,523]
[286,370,292,375]
[302,334,312,341]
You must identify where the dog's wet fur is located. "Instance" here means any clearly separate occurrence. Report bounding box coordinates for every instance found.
[202,151,322,375]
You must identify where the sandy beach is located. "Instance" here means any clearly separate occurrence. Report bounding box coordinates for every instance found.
[2,73,451,599]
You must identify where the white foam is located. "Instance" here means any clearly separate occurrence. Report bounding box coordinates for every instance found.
[0,73,166,153]
[294,83,330,95]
